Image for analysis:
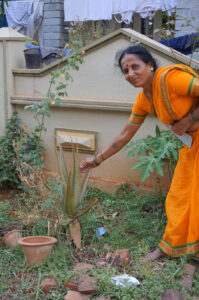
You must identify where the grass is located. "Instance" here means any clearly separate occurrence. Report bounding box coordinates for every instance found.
[0,185,199,300]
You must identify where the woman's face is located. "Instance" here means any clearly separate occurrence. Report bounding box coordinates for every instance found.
[120,54,153,89]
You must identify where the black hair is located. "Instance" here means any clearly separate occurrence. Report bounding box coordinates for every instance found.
[117,45,158,72]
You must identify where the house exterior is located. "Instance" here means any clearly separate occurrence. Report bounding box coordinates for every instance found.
[1,27,199,192]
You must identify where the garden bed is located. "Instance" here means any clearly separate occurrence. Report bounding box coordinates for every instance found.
[0,185,199,300]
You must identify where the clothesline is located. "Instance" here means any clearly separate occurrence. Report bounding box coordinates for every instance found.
[64,0,177,25]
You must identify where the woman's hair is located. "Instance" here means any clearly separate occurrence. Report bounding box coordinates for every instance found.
[117,45,158,72]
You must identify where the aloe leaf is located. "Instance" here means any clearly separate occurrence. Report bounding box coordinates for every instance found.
[59,142,68,182]
[64,174,76,217]
[71,146,81,208]
[79,170,91,203]
[69,218,81,249]
[74,197,97,219]
[54,144,62,180]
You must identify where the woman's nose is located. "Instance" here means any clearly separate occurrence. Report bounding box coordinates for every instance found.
[126,69,135,78]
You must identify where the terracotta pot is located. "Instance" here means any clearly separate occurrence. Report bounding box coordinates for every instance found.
[2,230,21,249]
[18,236,57,265]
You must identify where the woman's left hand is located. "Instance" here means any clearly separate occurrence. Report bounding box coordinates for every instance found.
[171,116,193,135]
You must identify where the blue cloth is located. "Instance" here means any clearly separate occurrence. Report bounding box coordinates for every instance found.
[159,33,199,55]
[0,15,8,27]
[25,43,40,54]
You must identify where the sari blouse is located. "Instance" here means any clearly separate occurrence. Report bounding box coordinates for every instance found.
[129,64,199,125]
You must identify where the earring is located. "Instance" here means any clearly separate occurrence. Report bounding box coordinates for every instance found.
[151,67,154,72]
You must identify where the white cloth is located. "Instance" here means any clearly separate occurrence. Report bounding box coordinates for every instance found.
[64,0,176,23]
[88,0,112,21]
[64,0,112,22]
[5,1,33,33]
[112,0,137,24]
[27,0,44,47]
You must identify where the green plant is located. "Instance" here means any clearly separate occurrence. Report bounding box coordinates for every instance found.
[0,0,8,27]
[25,40,84,147]
[55,143,97,248]
[124,125,182,186]
[0,112,44,189]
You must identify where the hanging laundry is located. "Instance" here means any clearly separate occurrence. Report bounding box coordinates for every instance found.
[112,0,138,24]
[5,1,33,34]
[64,0,112,22]
[64,0,176,24]
[27,0,44,47]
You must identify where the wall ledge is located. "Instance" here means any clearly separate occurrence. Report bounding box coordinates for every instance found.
[11,95,133,112]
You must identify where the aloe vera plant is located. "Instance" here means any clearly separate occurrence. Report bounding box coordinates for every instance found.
[55,142,97,248]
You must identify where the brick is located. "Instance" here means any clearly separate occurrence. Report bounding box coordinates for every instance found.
[64,291,90,300]
[180,263,195,289]
[44,39,66,48]
[40,277,58,294]
[77,276,98,294]
[44,10,64,18]
[74,263,96,272]
[44,0,63,3]
[112,249,130,266]
[44,3,63,11]
[162,289,183,300]
[44,32,68,40]
[43,18,64,26]
[43,25,65,33]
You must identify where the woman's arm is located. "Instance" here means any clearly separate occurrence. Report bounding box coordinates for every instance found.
[172,104,199,135]
[80,122,141,173]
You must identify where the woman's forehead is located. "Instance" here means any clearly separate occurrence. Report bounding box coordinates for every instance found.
[121,54,142,65]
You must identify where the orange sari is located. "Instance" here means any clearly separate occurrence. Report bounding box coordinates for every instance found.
[129,64,199,258]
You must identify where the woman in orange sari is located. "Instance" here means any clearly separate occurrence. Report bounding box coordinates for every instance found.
[80,45,199,261]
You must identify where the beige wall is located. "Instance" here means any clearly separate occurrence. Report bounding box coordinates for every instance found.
[2,28,199,192]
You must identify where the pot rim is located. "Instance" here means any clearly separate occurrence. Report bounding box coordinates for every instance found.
[2,230,21,243]
[18,236,57,247]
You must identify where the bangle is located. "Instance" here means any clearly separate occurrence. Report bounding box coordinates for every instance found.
[93,156,100,166]
[187,111,199,122]
[187,113,194,122]
[100,152,106,161]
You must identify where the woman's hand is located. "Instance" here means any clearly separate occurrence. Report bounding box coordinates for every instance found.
[171,116,193,135]
[80,154,105,173]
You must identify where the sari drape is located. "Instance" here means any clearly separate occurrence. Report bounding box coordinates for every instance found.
[129,64,199,258]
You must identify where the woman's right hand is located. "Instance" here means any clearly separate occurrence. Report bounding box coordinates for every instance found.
[80,157,99,173]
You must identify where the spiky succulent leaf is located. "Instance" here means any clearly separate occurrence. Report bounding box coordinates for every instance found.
[79,170,91,203]
[71,146,81,209]
[64,174,76,217]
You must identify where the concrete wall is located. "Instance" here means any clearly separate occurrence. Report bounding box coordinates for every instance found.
[2,28,199,192]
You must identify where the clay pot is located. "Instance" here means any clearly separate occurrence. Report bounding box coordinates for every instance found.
[18,236,57,265]
[2,230,21,249]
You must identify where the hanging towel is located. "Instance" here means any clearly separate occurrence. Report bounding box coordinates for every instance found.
[5,1,33,33]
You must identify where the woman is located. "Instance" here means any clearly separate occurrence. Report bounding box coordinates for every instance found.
[80,45,199,261]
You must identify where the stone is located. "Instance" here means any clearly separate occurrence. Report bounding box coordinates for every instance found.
[74,263,96,272]
[64,291,90,300]
[64,282,78,290]
[93,297,112,300]
[112,249,130,266]
[162,289,184,300]
[77,276,98,294]
[180,263,196,289]
[40,277,58,294]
